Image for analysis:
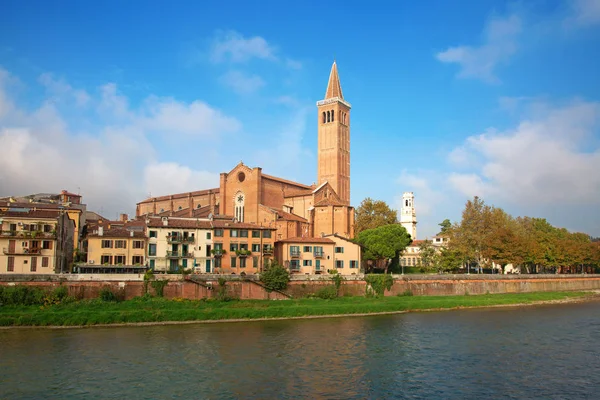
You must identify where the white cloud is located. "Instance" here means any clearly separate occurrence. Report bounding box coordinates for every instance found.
[210,30,276,63]
[0,67,240,216]
[144,163,220,197]
[219,70,265,95]
[448,100,600,206]
[436,14,522,83]
[38,73,90,106]
[569,0,600,26]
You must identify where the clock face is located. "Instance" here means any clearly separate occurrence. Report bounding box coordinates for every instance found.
[237,194,244,204]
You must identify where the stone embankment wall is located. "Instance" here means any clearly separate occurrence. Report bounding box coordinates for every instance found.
[1,274,600,300]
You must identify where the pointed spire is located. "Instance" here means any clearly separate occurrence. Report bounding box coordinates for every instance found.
[324,61,344,100]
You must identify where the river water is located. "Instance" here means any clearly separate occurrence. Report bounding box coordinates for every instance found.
[1,302,599,399]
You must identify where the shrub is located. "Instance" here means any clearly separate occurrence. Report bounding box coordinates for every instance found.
[398,289,413,297]
[151,280,168,297]
[0,285,46,305]
[365,274,394,297]
[260,262,290,292]
[315,285,338,300]
[99,287,117,302]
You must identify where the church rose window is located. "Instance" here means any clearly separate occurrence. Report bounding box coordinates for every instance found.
[238,172,245,182]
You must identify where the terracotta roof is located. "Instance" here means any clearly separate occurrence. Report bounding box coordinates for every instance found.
[1,202,83,211]
[272,209,308,223]
[88,228,146,238]
[407,240,425,247]
[283,188,314,198]
[325,61,344,100]
[0,209,62,220]
[193,205,218,218]
[146,217,212,229]
[276,237,335,244]
[313,197,347,207]
[261,173,312,189]
[61,190,81,197]
[210,219,276,230]
[137,188,219,205]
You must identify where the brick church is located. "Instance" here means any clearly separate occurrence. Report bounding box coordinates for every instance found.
[136,62,355,241]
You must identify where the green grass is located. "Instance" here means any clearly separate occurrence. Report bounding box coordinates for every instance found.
[0,291,591,327]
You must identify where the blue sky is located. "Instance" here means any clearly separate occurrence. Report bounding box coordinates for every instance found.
[1,0,599,237]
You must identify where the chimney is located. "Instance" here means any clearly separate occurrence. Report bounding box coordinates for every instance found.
[130,231,134,237]
[119,213,128,222]
[98,226,104,236]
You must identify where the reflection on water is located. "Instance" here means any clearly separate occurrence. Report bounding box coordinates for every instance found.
[1,302,599,399]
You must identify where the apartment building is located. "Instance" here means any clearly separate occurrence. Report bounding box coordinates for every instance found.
[146,217,214,273]
[210,219,276,275]
[275,234,361,275]
[0,207,75,274]
[86,226,147,266]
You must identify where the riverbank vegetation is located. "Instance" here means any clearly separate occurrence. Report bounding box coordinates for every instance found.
[0,285,593,327]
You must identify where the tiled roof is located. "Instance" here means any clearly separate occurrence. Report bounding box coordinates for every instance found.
[137,187,220,205]
[146,217,212,229]
[272,209,308,223]
[0,209,62,220]
[261,173,312,189]
[276,237,335,244]
[211,219,276,230]
[283,188,314,198]
[88,228,146,238]
[313,197,347,207]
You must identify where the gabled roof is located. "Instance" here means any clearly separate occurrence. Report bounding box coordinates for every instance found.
[272,208,308,223]
[325,61,344,100]
[276,237,335,244]
[261,173,312,190]
[136,188,219,205]
[313,197,347,207]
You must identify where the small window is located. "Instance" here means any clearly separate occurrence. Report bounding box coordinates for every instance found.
[303,260,312,266]
[331,110,334,122]
[115,240,126,249]
[334,247,344,253]
[252,230,260,238]
[42,241,52,250]
[178,206,182,210]
[252,244,260,252]
[230,230,239,238]
[206,232,211,240]
[115,255,126,264]
[215,229,224,237]
[239,257,246,268]
[231,256,237,269]
[240,230,248,238]
[42,257,49,268]
[350,260,358,269]
[148,243,157,256]
[336,260,344,269]
[303,246,312,252]
[230,243,239,252]
[133,240,144,249]
[263,230,272,239]
[322,112,326,123]
[101,240,113,248]
[149,231,157,238]
[132,255,144,265]
[253,256,258,268]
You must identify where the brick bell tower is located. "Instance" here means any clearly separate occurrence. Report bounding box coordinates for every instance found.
[317,61,351,205]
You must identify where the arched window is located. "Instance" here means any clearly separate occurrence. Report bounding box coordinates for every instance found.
[322,112,326,123]
[326,111,330,123]
[178,206,182,210]
[405,200,409,207]
[331,110,334,122]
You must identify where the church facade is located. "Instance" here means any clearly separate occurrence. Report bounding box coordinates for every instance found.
[136,62,355,241]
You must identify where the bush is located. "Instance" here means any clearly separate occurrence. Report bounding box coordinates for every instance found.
[99,287,118,302]
[315,285,338,300]
[260,262,290,292]
[0,285,46,305]
[365,274,394,297]
[151,280,168,297]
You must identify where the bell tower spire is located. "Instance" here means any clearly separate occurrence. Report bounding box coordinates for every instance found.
[317,61,351,205]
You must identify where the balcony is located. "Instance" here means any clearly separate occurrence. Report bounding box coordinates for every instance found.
[166,251,193,258]
[167,235,195,244]
[235,249,252,258]
[262,247,274,256]
[211,249,226,258]
[313,250,325,258]
[290,249,301,258]
[3,248,41,255]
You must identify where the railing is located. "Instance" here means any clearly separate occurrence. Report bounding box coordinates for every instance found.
[211,249,225,258]
[3,248,41,255]
[313,250,325,258]
[290,249,301,257]
[262,248,274,256]
[167,235,195,244]
[166,251,193,258]
[235,249,252,258]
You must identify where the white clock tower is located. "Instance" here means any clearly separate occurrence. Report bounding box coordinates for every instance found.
[400,192,417,240]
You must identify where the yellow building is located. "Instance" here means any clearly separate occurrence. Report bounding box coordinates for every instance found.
[275,234,361,275]
[86,226,147,267]
[0,208,76,274]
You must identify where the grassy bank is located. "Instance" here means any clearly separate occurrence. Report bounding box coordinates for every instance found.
[0,291,594,327]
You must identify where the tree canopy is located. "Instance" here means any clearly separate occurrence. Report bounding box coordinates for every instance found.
[355,198,398,235]
[355,224,412,273]
[438,219,452,235]
[447,196,600,274]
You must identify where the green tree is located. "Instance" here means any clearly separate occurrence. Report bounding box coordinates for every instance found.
[418,240,438,271]
[437,247,463,273]
[355,224,412,274]
[260,261,290,292]
[438,219,452,235]
[354,198,398,235]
